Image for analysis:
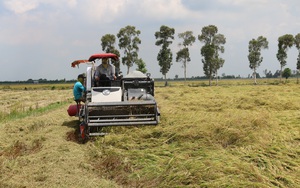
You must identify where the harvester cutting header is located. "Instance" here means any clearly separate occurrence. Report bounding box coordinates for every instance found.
[68,53,160,141]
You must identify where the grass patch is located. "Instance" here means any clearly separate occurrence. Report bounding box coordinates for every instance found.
[0,101,70,123]
[0,83,73,90]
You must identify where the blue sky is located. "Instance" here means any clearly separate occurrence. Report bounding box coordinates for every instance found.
[1,0,300,81]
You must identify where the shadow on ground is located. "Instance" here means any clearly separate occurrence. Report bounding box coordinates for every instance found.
[62,120,81,143]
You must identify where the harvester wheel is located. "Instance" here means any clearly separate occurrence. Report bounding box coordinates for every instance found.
[78,122,89,144]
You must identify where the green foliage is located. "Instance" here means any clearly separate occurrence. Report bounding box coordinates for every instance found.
[294,33,300,49]
[277,34,294,68]
[297,53,300,70]
[101,34,116,52]
[135,58,147,74]
[176,31,195,82]
[198,25,218,44]
[157,46,173,79]
[248,36,269,84]
[176,48,190,63]
[117,25,141,74]
[154,25,175,46]
[294,33,300,70]
[248,36,269,69]
[200,44,215,77]
[101,34,120,69]
[178,31,196,47]
[198,25,226,86]
[282,67,292,79]
[155,25,175,79]
[276,34,294,82]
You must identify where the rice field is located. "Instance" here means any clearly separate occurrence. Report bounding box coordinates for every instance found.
[0,81,299,188]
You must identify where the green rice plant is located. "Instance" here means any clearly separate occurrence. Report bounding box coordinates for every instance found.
[0,101,69,123]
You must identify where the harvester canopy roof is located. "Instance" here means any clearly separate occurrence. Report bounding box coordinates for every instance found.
[88,53,119,61]
[71,53,119,68]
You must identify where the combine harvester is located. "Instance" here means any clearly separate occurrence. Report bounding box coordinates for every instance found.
[68,53,160,142]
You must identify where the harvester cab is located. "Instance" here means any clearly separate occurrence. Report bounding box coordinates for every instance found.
[68,53,160,141]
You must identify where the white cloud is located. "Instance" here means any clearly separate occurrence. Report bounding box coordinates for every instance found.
[136,0,207,24]
[64,0,77,8]
[78,0,126,23]
[138,0,191,20]
[3,0,78,14]
[0,0,82,45]
[3,0,39,14]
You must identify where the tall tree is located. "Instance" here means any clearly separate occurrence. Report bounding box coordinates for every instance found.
[101,34,121,73]
[198,25,226,86]
[212,33,226,85]
[295,33,300,83]
[101,34,116,52]
[155,25,175,80]
[276,34,294,82]
[295,33,300,70]
[248,36,269,84]
[117,25,141,74]
[176,31,196,83]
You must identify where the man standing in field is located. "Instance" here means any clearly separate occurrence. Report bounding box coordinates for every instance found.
[73,74,86,103]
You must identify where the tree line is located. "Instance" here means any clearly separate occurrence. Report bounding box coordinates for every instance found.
[248,34,300,84]
[101,24,226,86]
[3,25,299,85]
[100,24,300,86]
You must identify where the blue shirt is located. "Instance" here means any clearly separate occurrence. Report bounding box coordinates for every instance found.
[73,81,86,100]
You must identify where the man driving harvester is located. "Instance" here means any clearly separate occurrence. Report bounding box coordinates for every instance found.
[94,58,116,86]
